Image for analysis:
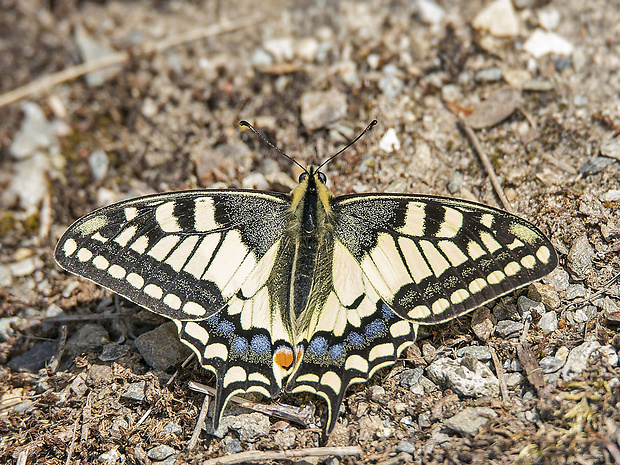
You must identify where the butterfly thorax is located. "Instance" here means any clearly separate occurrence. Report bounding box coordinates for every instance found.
[276,168,335,337]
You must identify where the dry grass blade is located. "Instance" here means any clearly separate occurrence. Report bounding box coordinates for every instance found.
[201,446,362,465]
[188,395,210,451]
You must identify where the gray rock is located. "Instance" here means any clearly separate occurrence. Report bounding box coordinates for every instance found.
[456,346,492,362]
[273,429,296,449]
[504,372,524,389]
[99,448,122,465]
[562,341,601,380]
[220,413,271,443]
[415,0,445,24]
[591,345,619,367]
[400,368,424,387]
[162,421,182,436]
[396,439,416,454]
[224,437,243,454]
[300,89,347,130]
[518,296,546,316]
[601,135,620,161]
[426,357,499,397]
[567,235,595,279]
[122,381,146,401]
[539,356,564,374]
[538,311,558,334]
[543,268,570,292]
[579,157,615,176]
[7,340,57,373]
[147,444,176,461]
[369,385,386,402]
[99,343,130,362]
[66,323,110,357]
[443,407,498,435]
[524,29,574,58]
[562,284,587,300]
[495,320,524,338]
[134,322,191,371]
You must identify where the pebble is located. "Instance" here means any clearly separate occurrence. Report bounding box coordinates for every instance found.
[528,283,561,310]
[147,445,176,461]
[378,66,404,98]
[66,323,110,358]
[538,9,561,30]
[99,343,130,362]
[399,368,424,387]
[250,48,273,67]
[0,265,12,287]
[600,136,620,161]
[87,364,113,385]
[99,448,122,465]
[601,189,620,202]
[263,37,294,62]
[300,89,347,130]
[456,346,492,362]
[134,322,191,371]
[426,357,499,397]
[369,385,386,402]
[471,306,495,341]
[224,437,243,454]
[379,128,401,153]
[538,311,558,334]
[2,152,51,209]
[562,284,587,301]
[443,407,498,436]
[475,67,503,82]
[8,257,40,278]
[212,413,271,443]
[415,0,445,24]
[504,372,524,389]
[122,381,146,401]
[7,340,57,373]
[523,79,555,92]
[241,172,270,190]
[517,296,546,316]
[523,29,574,58]
[471,0,520,37]
[579,156,615,176]
[495,320,524,338]
[274,429,297,449]
[539,356,564,374]
[592,345,619,367]
[162,421,182,436]
[89,149,109,181]
[573,95,589,107]
[562,341,601,380]
[543,268,570,292]
[74,24,121,86]
[567,235,595,279]
[396,439,416,454]
[10,102,58,160]
[294,37,319,62]
[447,171,464,194]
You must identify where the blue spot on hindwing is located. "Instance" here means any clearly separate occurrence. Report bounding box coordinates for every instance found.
[381,302,396,320]
[308,336,328,355]
[365,319,386,339]
[347,331,365,349]
[251,334,271,354]
[232,336,248,354]
[328,343,345,360]
[216,320,235,336]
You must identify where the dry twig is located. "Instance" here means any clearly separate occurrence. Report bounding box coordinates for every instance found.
[0,15,264,109]
[489,345,509,402]
[201,446,362,465]
[187,395,210,451]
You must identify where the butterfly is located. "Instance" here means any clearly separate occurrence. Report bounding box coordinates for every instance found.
[55,120,558,433]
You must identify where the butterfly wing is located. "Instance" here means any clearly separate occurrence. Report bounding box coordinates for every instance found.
[55,190,290,321]
[332,193,558,324]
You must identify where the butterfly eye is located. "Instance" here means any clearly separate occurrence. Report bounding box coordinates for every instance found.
[299,172,309,182]
[317,172,327,184]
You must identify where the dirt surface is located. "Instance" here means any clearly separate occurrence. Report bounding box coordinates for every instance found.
[1,0,620,464]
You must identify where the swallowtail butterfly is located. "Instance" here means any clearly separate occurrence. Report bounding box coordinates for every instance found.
[55,121,557,432]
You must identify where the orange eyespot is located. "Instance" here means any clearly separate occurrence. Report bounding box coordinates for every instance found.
[274,346,294,369]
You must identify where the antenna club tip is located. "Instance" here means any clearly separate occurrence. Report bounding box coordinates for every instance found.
[370,119,378,127]
[239,120,251,128]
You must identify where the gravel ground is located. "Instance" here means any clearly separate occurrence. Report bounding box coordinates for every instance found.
[1,0,619,464]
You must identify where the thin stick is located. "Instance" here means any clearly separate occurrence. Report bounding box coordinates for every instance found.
[48,324,68,374]
[201,446,362,465]
[489,345,509,402]
[65,415,81,465]
[460,121,513,213]
[188,395,211,451]
[0,15,264,109]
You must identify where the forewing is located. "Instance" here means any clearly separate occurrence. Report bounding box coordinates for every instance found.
[55,190,289,320]
[285,238,417,433]
[332,194,558,324]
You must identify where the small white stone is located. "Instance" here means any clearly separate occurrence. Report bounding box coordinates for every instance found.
[524,29,574,58]
[263,37,294,62]
[416,0,445,25]
[379,128,401,153]
[472,0,520,38]
[538,9,561,30]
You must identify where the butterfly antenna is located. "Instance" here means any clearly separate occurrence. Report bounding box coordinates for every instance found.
[239,121,307,173]
[317,119,378,171]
